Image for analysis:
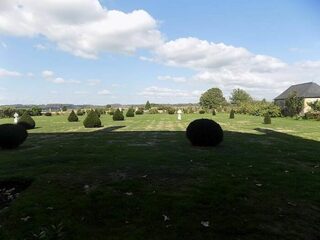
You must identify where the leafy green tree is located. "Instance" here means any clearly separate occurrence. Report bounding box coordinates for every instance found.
[145,101,151,110]
[285,91,304,117]
[62,106,67,112]
[230,88,253,105]
[308,100,320,111]
[200,88,227,109]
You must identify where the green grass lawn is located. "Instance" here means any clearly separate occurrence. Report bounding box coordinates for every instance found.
[0,113,319,240]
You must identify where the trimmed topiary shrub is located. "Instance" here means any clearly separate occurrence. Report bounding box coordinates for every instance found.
[18,112,35,130]
[212,109,216,116]
[264,113,271,124]
[230,109,235,119]
[76,109,85,116]
[199,110,205,114]
[149,108,159,114]
[167,108,175,115]
[186,119,223,147]
[0,124,28,149]
[126,108,135,117]
[83,110,101,128]
[68,110,79,122]
[113,109,125,121]
[44,112,52,116]
[135,108,144,115]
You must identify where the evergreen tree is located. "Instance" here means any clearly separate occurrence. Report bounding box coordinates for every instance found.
[68,110,79,122]
[83,110,101,128]
[18,112,36,129]
[113,109,125,121]
[145,101,151,110]
[229,109,235,119]
[126,108,135,117]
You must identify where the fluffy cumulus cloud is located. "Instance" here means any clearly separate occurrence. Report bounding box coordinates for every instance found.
[41,70,80,84]
[157,75,187,83]
[139,86,201,99]
[0,68,22,78]
[0,0,163,58]
[149,37,320,99]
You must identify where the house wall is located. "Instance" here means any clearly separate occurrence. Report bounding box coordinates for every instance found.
[303,98,320,113]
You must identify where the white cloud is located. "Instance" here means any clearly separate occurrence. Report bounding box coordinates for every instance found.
[158,75,187,83]
[139,86,201,98]
[149,37,320,99]
[42,70,80,84]
[27,72,34,77]
[98,89,111,95]
[0,68,22,77]
[0,0,163,59]
[74,90,88,95]
[34,44,47,50]
[87,79,101,86]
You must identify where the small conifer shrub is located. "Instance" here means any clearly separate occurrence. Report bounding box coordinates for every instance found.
[167,108,175,114]
[199,110,205,114]
[44,112,52,116]
[126,108,135,117]
[186,119,223,147]
[68,110,79,122]
[83,110,101,128]
[264,113,272,124]
[0,124,28,149]
[113,109,125,121]
[135,108,144,115]
[212,109,216,116]
[18,112,36,130]
[149,108,159,114]
[76,109,85,116]
[229,109,235,119]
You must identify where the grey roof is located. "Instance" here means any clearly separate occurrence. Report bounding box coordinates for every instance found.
[274,82,320,100]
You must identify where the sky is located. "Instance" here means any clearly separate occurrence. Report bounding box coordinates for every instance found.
[0,0,320,105]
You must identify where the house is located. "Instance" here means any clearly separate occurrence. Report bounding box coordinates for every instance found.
[274,82,320,114]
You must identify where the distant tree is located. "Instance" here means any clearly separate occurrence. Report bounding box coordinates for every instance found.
[285,91,304,117]
[230,88,253,105]
[106,104,112,109]
[145,101,151,110]
[200,88,227,109]
[62,106,67,112]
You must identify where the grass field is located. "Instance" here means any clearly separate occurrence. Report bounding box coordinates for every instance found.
[0,113,319,240]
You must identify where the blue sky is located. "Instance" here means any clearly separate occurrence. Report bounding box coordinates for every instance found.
[0,0,320,105]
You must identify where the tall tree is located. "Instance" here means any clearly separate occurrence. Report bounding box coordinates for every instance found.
[145,101,151,110]
[285,91,304,117]
[230,88,253,105]
[200,88,227,109]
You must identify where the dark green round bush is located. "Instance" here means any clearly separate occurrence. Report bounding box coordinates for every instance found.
[44,112,52,116]
[135,108,144,115]
[264,113,271,124]
[68,110,79,122]
[113,109,125,121]
[230,109,235,119]
[186,119,223,147]
[199,110,205,114]
[18,112,35,130]
[0,124,28,149]
[76,109,85,116]
[212,109,216,116]
[126,108,135,117]
[167,108,175,114]
[83,110,101,128]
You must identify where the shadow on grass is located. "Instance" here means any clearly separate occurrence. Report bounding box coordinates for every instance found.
[0,127,319,240]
